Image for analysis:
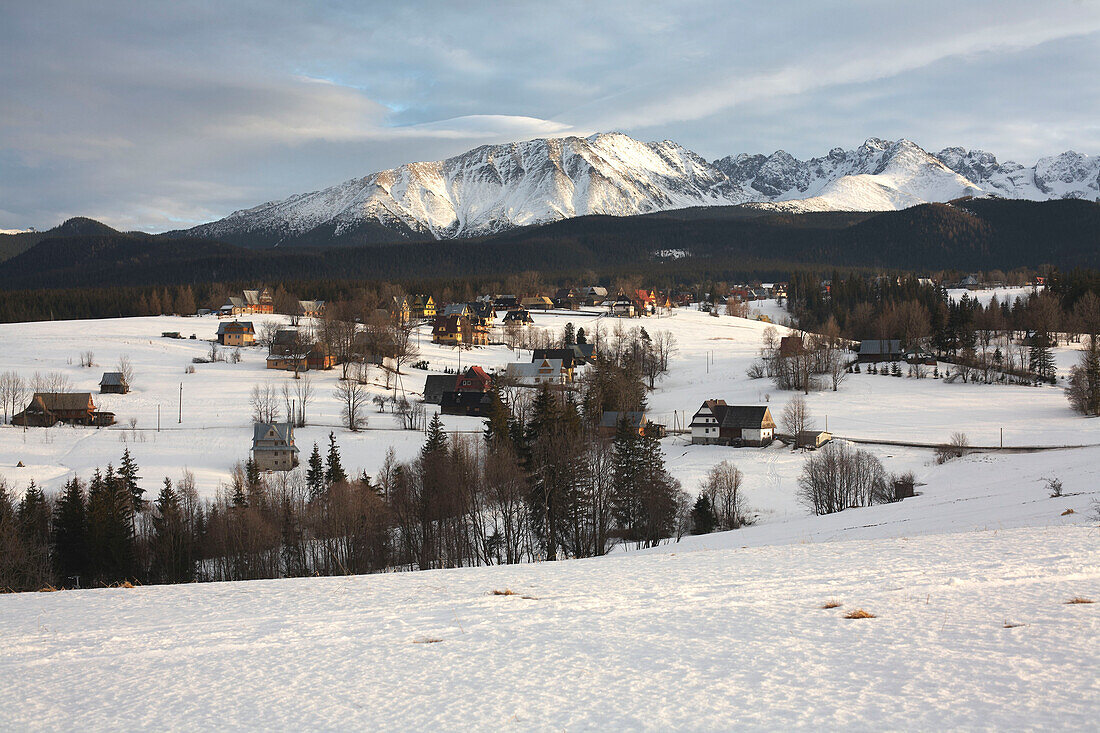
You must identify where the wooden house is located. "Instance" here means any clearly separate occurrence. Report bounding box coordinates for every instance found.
[432,315,487,346]
[216,320,255,347]
[13,392,114,427]
[390,296,411,323]
[690,400,775,447]
[411,294,436,320]
[521,295,554,311]
[857,339,903,363]
[99,372,129,394]
[252,422,299,472]
[502,308,533,325]
[494,295,520,310]
[297,300,325,318]
[242,288,275,314]
[218,296,247,317]
[422,374,453,404]
[795,430,832,450]
[505,358,566,387]
[610,296,637,318]
[440,390,493,417]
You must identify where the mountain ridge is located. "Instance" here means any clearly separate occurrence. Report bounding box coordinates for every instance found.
[171,133,1100,248]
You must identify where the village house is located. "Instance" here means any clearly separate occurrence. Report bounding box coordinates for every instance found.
[521,295,554,311]
[218,296,247,317]
[553,288,581,310]
[422,374,453,404]
[579,286,609,306]
[410,294,436,320]
[493,294,520,310]
[432,314,488,346]
[297,300,325,318]
[857,339,903,363]
[690,400,775,447]
[251,422,299,472]
[442,302,473,318]
[438,366,495,416]
[502,308,533,325]
[597,411,665,438]
[533,344,595,369]
[390,296,411,323]
[505,358,567,387]
[609,295,637,317]
[13,393,115,427]
[99,372,129,394]
[795,430,832,450]
[242,288,275,314]
[216,320,255,347]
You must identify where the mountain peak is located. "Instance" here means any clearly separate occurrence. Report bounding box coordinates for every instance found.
[178,133,1098,247]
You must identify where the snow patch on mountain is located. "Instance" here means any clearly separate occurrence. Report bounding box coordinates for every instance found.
[187,134,1099,242]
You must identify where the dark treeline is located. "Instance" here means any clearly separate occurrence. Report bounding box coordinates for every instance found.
[3,198,1100,297]
[0,335,694,592]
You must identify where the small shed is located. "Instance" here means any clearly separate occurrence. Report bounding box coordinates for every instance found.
[99,372,129,394]
[795,430,832,450]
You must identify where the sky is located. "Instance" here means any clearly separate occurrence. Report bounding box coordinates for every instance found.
[2,1,1099,232]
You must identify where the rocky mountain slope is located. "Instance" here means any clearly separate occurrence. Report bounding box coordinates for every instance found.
[178,133,1099,247]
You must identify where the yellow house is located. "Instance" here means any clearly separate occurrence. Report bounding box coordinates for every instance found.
[411,294,436,319]
[216,320,255,347]
[391,296,411,323]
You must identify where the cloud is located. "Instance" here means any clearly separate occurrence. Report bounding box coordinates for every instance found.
[0,1,1098,231]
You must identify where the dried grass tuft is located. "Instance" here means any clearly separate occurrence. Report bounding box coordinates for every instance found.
[490,589,517,596]
[844,608,876,619]
[1065,597,1094,604]
[821,600,842,609]
[1061,508,1075,516]
[1003,620,1025,629]
[38,585,59,593]
[412,637,443,644]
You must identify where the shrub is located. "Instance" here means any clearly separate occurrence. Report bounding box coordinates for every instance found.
[935,432,970,464]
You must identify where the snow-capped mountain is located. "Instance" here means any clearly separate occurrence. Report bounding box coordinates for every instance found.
[184,133,1099,245]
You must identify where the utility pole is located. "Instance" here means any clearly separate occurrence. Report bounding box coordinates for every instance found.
[178,383,183,424]
[1000,427,1003,448]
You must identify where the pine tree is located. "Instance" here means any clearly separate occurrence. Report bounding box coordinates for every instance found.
[576,327,587,345]
[17,480,52,586]
[118,448,145,533]
[52,478,89,587]
[325,432,347,485]
[563,322,575,346]
[421,413,448,460]
[1030,330,1056,383]
[245,457,261,489]
[306,443,325,499]
[87,466,136,583]
[483,385,512,449]
[690,494,717,535]
[151,478,192,584]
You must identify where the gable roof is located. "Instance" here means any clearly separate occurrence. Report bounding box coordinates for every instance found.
[99,372,126,386]
[217,320,254,334]
[693,400,774,429]
[31,392,95,413]
[599,411,646,428]
[858,339,902,356]
[252,422,297,450]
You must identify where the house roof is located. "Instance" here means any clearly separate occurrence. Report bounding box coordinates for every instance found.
[99,372,126,386]
[217,320,254,334]
[442,303,471,317]
[502,309,532,322]
[506,359,564,379]
[252,422,297,450]
[222,297,245,309]
[599,411,646,428]
[693,400,774,429]
[31,392,95,412]
[423,374,454,395]
[858,339,902,355]
[532,348,579,368]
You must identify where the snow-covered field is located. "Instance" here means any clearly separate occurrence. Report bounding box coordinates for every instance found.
[1,303,1098,729]
[1,525,1096,730]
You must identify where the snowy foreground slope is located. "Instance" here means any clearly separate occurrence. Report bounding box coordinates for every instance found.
[0,526,1096,730]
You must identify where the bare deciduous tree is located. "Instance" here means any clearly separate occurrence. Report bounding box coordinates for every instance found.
[701,460,749,530]
[249,384,280,424]
[333,379,368,431]
[781,395,814,444]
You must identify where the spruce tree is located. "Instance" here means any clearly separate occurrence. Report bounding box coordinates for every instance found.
[483,386,512,449]
[87,466,136,583]
[563,322,575,346]
[306,443,325,499]
[151,478,191,584]
[325,432,347,485]
[118,448,145,538]
[690,494,717,535]
[422,413,448,459]
[52,478,89,587]
[576,327,587,345]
